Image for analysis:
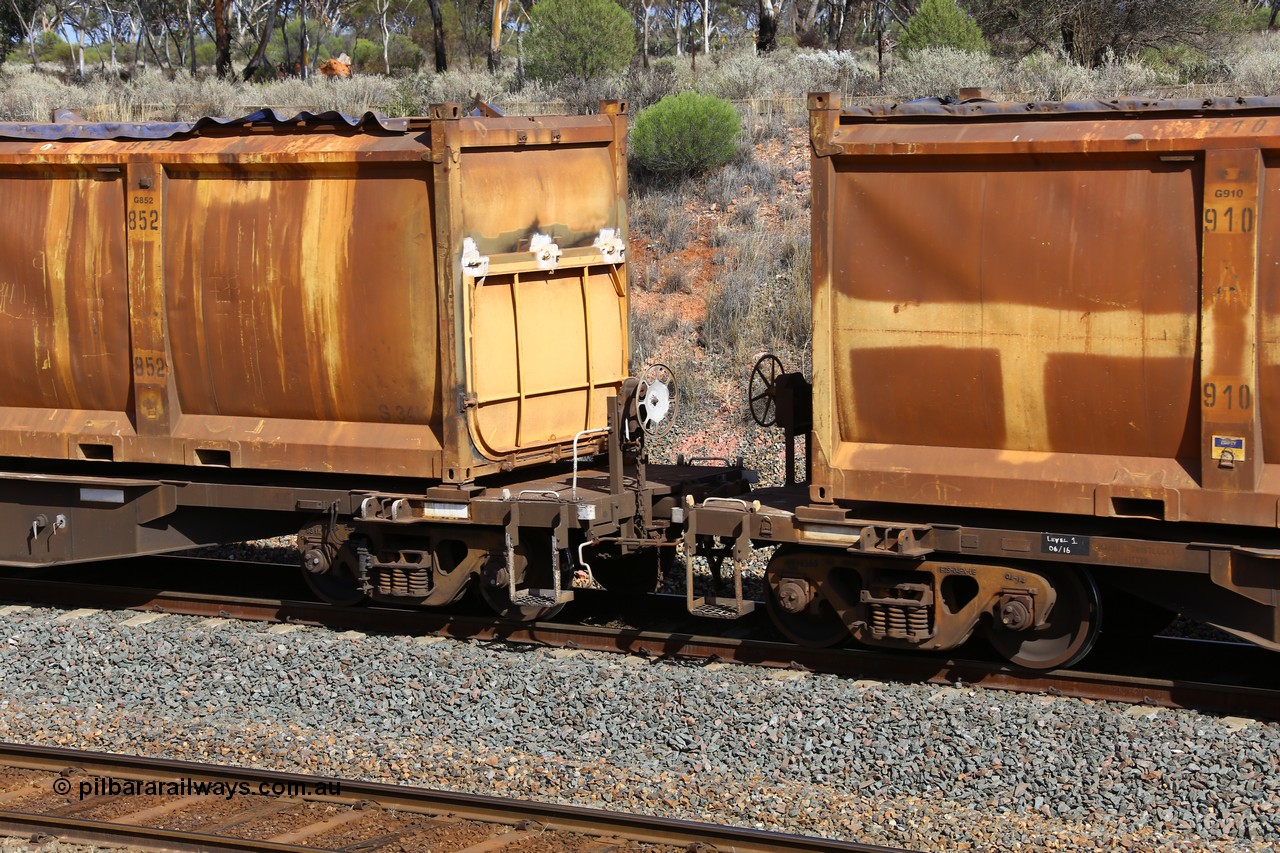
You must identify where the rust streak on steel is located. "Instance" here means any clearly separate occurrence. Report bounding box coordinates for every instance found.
[0,104,630,484]
[0,742,903,853]
[806,90,1280,529]
[0,575,1274,720]
[798,91,1280,655]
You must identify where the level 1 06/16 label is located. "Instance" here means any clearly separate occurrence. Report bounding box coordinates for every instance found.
[1041,534,1090,556]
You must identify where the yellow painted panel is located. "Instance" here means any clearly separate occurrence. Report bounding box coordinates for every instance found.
[472,281,519,401]
[471,265,625,457]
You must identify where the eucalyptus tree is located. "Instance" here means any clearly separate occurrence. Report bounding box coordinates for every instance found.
[4,0,45,63]
[971,0,1247,66]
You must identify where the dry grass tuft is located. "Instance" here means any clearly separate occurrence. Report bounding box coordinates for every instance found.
[1230,32,1280,96]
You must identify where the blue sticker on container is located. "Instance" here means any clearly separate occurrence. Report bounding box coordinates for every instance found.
[1211,435,1245,461]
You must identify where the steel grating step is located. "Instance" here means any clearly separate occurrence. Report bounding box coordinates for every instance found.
[690,597,755,619]
[511,589,574,607]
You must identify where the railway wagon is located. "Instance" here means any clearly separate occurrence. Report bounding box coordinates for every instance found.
[691,93,1280,668]
[0,104,740,613]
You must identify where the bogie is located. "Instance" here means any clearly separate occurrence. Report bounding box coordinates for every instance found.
[763,546,1102,670]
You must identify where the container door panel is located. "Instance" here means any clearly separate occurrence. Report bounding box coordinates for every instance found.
[164,166,441,428]
[830,157,1200,460]
[469,265,626,457]
[0,169,131,415]
[1253,156,1280,465]
[459,141,627,459]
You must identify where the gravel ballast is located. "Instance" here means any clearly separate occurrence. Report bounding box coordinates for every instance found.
[0,605,1275,851]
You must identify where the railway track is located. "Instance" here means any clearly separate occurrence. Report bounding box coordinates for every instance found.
[1,557,1277,720]
[0,742,900,852]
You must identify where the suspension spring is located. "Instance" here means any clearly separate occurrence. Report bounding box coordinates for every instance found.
[870,606,887,637]
[908,606,930,637]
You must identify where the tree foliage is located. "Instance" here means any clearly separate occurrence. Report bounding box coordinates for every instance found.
[0,0,36,61]
[630,90,740,177]
[972,0,1247,67]
[899,0,988,55]
[525,0,635,84]
[0,0,1260,89]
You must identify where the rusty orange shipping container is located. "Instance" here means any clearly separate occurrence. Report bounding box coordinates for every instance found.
[0,104,630,483]
[681,94,1280,666]
[809,93,1280,528]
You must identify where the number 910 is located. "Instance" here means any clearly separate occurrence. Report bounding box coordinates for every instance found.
[1204,382,1251,410]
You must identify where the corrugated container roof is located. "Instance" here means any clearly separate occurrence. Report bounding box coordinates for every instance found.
[0,108,408,141]
[840,95,1280,121]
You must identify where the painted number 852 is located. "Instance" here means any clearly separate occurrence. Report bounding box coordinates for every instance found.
[127,209,159,231]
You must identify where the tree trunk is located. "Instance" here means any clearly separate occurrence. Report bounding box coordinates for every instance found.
[25,8,38,66]
[757,0,777,52]
[1061,23,1076,64]
[675,1,682,56]
[381,1,390,74]
[641,0,651,69]
[215,0,231,77]
[378,0,389,74]
[242,0,280,80]
[835,0,857,52]
[1270,0,1278,29]
[143,26,167,70]
[488,0,507,72]
[701,0,710,54]
[299,0,307,78]
[515,29,523,86]
[796,0,819,41]
[185,0,194,74]
[428,0,446,72]
[875,1,888,79]
[135,22,144,70]
[8,0,37,67]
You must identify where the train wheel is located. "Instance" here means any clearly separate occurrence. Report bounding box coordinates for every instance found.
[478,532,569,622]
[302,547,367,607]
[765,550,850,647]
[298,526,368,606]
[986,566,1101,670]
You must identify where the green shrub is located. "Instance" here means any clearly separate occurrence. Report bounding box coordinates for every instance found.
[1141,44,1231,84]
[899,0,988,55]
[525,0,634,85]
[385,33,425,73]
[630,91,741,178]
[351,38,379,71]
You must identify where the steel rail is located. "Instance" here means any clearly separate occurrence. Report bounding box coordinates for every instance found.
[0,742,904,853]
[0,574,1276,719]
